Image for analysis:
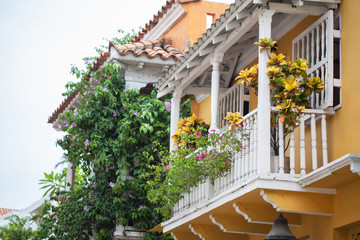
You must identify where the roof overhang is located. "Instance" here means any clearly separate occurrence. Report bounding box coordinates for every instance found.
[155,0,340,98]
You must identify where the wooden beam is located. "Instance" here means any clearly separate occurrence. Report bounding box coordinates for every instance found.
[268,2,329,15]
[175,71,189,81]
[183,87,227,95]
[198,71,208,87]
[187,58,201,69]
[236,12,250,21]
[212,33,229,45]
[226,21,240,31]
[199,45,216,57]
[224,56,240,87]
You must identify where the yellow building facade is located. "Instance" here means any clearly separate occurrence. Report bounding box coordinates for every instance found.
[151,0,360,239]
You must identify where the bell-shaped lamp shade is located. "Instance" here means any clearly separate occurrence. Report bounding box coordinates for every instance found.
[264,213,296,240]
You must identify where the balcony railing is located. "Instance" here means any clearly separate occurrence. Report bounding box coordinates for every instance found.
[171,107,334,217]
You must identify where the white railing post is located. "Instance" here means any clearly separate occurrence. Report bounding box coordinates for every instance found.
[210,54,224,132]
[321,114,328,166]
[278,119,285,174]
[311,114,318,170]
[170,88,182,151]
[205,180,214,200]
[257,9,275,175]
[300,114,306,175]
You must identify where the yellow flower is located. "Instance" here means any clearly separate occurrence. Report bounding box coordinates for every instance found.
[176,118,187,128]
[276,99,295,113]
[291,58,309,71]
[283,76,300,92]
[307,77,324,90]
[267,53,288,66]
[296,106,305,112]
[224,112,243,126]
[235,69,249,84]
[267,66,283,78]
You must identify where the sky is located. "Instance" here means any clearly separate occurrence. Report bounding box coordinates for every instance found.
[0,0,234,210]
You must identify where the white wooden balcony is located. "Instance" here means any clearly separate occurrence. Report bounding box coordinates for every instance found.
[170,107,335,219]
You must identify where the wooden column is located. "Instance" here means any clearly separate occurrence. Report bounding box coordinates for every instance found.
[257,9,275,175]
[170,88,182,151]
[210,53,224,132]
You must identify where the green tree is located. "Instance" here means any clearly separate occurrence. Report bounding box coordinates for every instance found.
[0,215,35,240]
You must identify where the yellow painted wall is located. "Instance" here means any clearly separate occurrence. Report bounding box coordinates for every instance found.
[163,1,229,51]
[333,180,360,229]
[198,96,211,123]
[326,0,360,161]
[161,1,229,122]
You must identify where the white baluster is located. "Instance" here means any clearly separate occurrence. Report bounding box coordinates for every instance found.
[316,25,320,64]
[321,114,328,166]
[311,114,318,170]
[278,119,285,174]
[253,113,258,174]
[244,118,250,178]
[311,29,315,66]
[300,114,306,175]
[301,36,305,58]
[249,115,254,175]
[306,34,310,63]
[241,126,246,179]
[289,130,295,174]
[321,21,325,60]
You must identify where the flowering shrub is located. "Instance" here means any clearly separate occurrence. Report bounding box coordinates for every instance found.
[35,62,175,240]
[147,113,244,217]
[171,114,209,149]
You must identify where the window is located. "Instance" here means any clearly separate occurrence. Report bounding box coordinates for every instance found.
[206,13,215,30]
[292,10,339,110]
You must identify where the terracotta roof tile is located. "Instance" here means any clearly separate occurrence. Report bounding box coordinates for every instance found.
[110,38,183,61]
[0,208,17,216]
[48,39,182,124]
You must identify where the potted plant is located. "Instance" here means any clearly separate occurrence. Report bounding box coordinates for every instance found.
[235,38,325,173]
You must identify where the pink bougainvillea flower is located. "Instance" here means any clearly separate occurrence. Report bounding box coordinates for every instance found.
[84,206,88,210]
[84,60,89,65]
[84,91,87,95]
[165,102,171,111]
[238,145,242,149]
[166,165,171,170]
[218,153,222,157]
[134,112,138,116]
[74,111,78,116]
[224,158,230,162]
[103,87,107,92]
[196,131,201,137]
[84,139,89,146]
[109,182,115,188]
[72,134,77,140]
[90,72,93,77]
[138,205,143,210]
[92,184,95,188]
[124,88,127,92]
[113,112,117,117]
